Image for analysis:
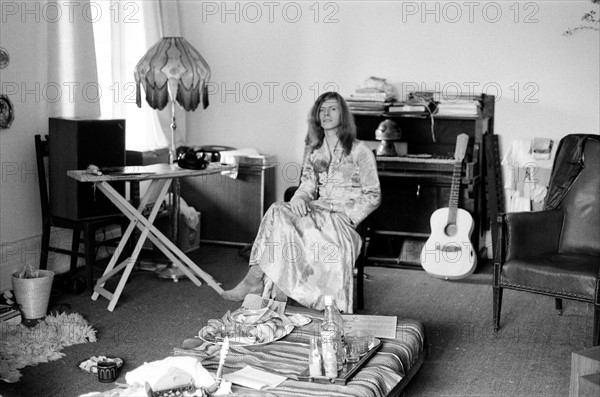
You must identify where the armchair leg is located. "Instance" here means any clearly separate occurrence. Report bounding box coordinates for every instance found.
[555,298,563,315]
[356,231,371,311]
[356,257,364,310]
[594,305,600,347]
[493,286,503,332]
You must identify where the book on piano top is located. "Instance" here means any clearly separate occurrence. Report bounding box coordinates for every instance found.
[348,101,390,109]
[385,100,438,116]
[346,91,395,103]
[349,109,386,116]
[348,99,391,116]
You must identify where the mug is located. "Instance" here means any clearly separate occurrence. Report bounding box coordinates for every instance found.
[96,361,117,383]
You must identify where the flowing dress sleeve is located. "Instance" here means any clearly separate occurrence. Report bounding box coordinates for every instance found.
[338,142,381,226]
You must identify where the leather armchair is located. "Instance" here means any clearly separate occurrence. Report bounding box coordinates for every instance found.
[493,134,600,346]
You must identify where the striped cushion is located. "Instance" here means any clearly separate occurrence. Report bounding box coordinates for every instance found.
[174,307,425,397]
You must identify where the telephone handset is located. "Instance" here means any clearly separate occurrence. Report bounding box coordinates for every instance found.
[176,145,236,170]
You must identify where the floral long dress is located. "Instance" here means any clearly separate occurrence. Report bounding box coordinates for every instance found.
[249,140,381,312]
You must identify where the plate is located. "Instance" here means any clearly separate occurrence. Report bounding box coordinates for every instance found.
[198,310,293,347]
[77,356,124,374]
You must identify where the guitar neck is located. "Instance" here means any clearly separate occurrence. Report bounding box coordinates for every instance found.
[447,162,462,225]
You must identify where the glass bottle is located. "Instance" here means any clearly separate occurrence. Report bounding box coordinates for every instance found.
[321,337,338,378]
[308,336,322,377]
[321,295,345,368]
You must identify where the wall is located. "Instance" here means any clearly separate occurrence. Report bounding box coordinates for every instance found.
[0,0,598,290]
[0,2,50,289]
[181,0,599,201]
[0,0,106,290]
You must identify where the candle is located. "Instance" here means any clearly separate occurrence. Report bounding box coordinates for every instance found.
[215,336,229,385]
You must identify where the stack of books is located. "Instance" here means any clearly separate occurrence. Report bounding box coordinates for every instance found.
[346,77,396,116]
[0,305,21,324]
[0,291,22,324]
[346,92,394,116]
[386,101,438,116]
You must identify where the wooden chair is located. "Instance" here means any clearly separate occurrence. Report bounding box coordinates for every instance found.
[493,134,600,346]
[283,186,372,310]
[35,134,126,293]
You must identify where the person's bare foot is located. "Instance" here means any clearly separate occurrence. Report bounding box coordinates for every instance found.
[271,283,288,302]
[221,282,264,301]
[221,265,264,301]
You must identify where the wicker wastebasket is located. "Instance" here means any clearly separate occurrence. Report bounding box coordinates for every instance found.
[11,269,54,320]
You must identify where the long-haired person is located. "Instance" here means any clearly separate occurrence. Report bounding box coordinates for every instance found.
[221,92,381,312]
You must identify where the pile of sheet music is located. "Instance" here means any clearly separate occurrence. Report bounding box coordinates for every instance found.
[435,100,481,117]
[431,92,481,117]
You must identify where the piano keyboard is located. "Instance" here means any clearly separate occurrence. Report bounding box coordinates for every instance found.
[376,155,457,174]
[377,155,456,164]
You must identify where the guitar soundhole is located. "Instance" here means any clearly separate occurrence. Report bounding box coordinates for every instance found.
[445,223,457,237]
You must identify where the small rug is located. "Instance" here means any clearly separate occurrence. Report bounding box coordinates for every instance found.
[0,312,97,383]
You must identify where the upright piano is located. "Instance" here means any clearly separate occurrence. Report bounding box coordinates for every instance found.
[354,94,495,269]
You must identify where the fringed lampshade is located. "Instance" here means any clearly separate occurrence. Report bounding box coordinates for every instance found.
[134,36,211,112]
[134,36,211,165]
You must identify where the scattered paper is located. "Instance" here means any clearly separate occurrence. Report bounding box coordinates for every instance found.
[342,314,397,339]
[287,313,311,327]
[223,365,286,390]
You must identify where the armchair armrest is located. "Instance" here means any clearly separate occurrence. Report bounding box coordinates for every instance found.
[284,186,298,202]
[501,209,564,261]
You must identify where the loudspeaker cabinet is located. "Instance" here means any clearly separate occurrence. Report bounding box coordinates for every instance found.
[49,117,126,220]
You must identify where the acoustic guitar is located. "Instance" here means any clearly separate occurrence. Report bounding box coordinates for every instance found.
[420,133,477,279]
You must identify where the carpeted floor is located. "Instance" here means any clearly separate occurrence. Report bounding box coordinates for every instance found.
[0,245,594,397]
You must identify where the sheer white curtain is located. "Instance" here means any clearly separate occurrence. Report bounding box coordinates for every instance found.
[46,0,187,150]
[92,0,187,151]
[47,0,101,118]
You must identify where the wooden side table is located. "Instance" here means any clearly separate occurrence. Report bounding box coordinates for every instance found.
[570,346,600,397]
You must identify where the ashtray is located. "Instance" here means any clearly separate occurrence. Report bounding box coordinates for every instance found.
[78,356,124,374]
